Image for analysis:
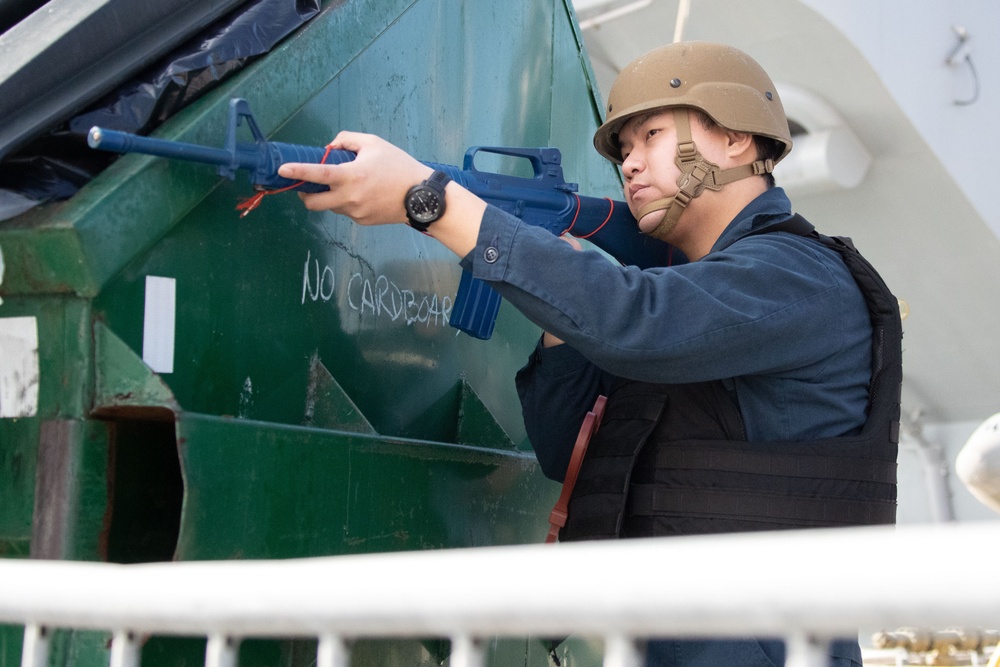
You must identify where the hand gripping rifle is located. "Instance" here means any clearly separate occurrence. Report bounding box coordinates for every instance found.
[87,98,676,339]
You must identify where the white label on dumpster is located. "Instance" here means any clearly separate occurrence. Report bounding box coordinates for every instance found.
[143,276,176,374]
[0,316,39,418]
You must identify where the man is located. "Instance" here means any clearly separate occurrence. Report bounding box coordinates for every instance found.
[279,42,901,667]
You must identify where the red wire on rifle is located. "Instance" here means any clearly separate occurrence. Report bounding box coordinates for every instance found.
[574,198,615,239]
[236,144,337,217]
[559,195,615,240]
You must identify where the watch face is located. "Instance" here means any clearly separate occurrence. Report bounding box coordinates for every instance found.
[407,186,442,224]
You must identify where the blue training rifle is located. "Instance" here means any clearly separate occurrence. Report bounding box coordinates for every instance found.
[87,98,676,340]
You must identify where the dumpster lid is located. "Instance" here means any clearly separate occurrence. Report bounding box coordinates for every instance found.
[0,0,248,161]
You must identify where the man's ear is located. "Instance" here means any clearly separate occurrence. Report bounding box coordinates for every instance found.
[725,130,755,159]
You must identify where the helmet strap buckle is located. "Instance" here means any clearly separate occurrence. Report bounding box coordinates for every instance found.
[752,159,775,175]
[676,141,698,163]
[673,109,723,198]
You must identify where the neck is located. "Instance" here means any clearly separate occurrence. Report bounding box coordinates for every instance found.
[673,178,768,260]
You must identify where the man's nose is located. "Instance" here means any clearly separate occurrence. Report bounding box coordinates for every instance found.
[621,149,643,177]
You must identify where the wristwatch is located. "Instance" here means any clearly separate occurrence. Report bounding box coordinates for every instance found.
[404,170,451,231]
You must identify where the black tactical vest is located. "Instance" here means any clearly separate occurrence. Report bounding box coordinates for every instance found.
[560,215,902,541]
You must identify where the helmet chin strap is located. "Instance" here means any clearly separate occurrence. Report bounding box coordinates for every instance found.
[635,108,776,242]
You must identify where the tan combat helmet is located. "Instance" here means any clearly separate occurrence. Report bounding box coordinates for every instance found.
[593,42,793,241]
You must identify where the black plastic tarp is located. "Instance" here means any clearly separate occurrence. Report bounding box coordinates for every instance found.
[0,0,250,161]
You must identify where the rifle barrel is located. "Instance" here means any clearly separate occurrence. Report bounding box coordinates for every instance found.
[87,127,253,171]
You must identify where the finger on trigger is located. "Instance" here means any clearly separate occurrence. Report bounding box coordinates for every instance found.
[277,163,300,180]
[280,162,334,186]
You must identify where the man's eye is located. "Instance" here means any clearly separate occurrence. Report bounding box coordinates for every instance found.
[647,128,660,139]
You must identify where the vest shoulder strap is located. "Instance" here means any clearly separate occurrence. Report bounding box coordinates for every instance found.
[743,214,903,443]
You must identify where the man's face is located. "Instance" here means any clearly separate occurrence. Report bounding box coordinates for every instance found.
[617,111,684,236]
[617,110,725,238]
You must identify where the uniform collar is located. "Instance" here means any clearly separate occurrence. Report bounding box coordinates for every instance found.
[710,187,794,254]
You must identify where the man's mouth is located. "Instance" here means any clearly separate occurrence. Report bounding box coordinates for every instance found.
[627,183,648,203]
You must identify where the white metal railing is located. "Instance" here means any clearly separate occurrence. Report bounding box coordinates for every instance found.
[2,521,999,667]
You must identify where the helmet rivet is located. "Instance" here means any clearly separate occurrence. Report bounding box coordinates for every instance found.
[765,91,773,100]
[670,78,682,88]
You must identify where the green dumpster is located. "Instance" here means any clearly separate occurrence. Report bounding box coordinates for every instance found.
[0,0,621,664]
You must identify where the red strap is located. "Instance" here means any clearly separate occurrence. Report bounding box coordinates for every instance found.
[235,143,338,217]
[546,394,607,543]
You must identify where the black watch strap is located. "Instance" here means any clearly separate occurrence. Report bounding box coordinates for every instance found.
[426,170,450,191]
